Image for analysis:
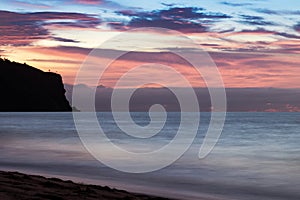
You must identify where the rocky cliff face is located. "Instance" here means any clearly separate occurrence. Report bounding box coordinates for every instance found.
[0,59,72,111]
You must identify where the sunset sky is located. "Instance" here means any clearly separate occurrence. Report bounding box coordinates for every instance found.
[1,0,300,88]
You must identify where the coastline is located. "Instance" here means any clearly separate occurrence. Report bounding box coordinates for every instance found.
[0,170,174,200]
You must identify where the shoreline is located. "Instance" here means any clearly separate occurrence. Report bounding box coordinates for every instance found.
[0,170,174,200]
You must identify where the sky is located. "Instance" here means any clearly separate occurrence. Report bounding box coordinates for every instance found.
[0,0,300,88]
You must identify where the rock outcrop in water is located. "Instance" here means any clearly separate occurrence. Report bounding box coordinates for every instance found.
[0,58,72,111]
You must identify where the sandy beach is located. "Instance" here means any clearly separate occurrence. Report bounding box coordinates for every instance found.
[0,171,174,200]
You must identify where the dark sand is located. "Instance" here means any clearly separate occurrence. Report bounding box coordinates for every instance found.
[0,171,174,200]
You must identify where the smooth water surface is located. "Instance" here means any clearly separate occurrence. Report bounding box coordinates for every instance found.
[0,112,299,200]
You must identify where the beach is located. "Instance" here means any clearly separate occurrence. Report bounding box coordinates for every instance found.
[0,170,172,200]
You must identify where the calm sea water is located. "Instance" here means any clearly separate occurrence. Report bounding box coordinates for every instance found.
[0,112,299,200]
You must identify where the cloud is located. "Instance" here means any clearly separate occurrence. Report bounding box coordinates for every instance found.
[6,43,298,88]
[48,46,271,68]
[253,8,278,15]
[0,10,101,46]
[200,43,221,47]
[51,37,79,43]
[220,2,252,7]
[74,0,104,4]
[161,3,176,7]
[0,10,100,24]
[240,28,300,40]
[294,23,300,32]
[254,8,300,15]
[238,14,275,26]
[238,28,274,34]
[109,7,231,33]
[35,45,93,55]
[12,0,52,9]
[209,51,271,61]
[0,49,7,56]
[26,59,82,64]
[217,45,300,54]
[25,45,271,69]
[276,32,300,40]
[58,46,275,67]
[218,28,235,33]
[73,0,128,9]
[230,28,300,44]
[242,60,300,68]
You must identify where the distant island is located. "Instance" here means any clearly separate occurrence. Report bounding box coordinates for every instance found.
[0,58,72,111]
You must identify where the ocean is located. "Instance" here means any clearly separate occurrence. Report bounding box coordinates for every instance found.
[0,112,299,200]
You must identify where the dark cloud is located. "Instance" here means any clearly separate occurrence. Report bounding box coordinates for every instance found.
[0,49,7,57]
[253,8,278,15]
[209,51,271,61]
[277,43,300,49]
[45,19,100,29]
[238,14,275,26]
[214,61,231,67]
[220,2,252,7]
[110,7,231,33]
[229,47,300,54]
[161,3,176,7]
[275,32,300,40]
[261,47,300,54]
[26,59,82,64]
[218,28,235,33]
[254,8,300,15]
[52,37,79,43]
[240,14,264,21]
[0,11,101,25]
[43,45,93,55]
[239,28,274,34]
[200,43,221,47]
[236,28,300,41]
[219,46,300,54]
[279,10,300,15]
[242,60,299,68]
[294,23,300,32]
[0,10,101,46]
[280,10,300,15]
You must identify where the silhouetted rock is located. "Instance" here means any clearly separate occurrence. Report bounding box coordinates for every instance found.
[0,58,72,111]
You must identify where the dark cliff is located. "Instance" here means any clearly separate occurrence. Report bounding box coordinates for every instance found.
[0,58,72,111]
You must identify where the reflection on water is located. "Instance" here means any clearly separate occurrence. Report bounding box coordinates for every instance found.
[0,112,299,200]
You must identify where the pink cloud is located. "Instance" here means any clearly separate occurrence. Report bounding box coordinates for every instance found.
[75,0,104,5]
